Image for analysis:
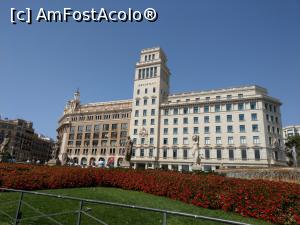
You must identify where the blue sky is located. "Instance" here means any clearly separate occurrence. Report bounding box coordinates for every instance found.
[0,0,299,138]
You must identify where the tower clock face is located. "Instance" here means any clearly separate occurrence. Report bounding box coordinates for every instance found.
[139,127,148,137]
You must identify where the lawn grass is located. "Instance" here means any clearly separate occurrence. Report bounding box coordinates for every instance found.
[0,187,272,225]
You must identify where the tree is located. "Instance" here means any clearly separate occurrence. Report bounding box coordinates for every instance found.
[285,135,300,166]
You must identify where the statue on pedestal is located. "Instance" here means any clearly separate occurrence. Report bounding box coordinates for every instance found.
[191,135,201,171]
[0,135,12,162]
[47,141,60,166]
[121,136,133,168]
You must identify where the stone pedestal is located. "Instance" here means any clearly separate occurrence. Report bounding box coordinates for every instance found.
[192,165,202,171]
[120,160,131,168]
[47,158,60,166]
[0,152,11,163]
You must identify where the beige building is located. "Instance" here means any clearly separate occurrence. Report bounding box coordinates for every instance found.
[283,125,300,141]
[0,118,53,162]
[57,47,286,171]
[57,90,131,167]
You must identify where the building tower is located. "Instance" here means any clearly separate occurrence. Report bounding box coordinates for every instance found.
[130,47,170,169]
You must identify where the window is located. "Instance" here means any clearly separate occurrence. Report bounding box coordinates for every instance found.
[204,116,210,123]
[141,138,145,145]
[102,124,109,131]
[136,99,140,106]
[254,149,260,160]
[94,125,100,132]
[151,109,155,116]
[183,149,188,159]
[137,89,140,95]
[183,127,188,134]
[163,148,167,159]
[135,110,139,117]
[173,118,178,125]
[217,148,222,160]
[193,127,199,134]
[215,115,221,123]
[183,117,188,124]
[227,126,233,133]
[193,106,199,113]
[173,128,178,135]
[239,114,244,121]
[173,108,179,115]
[216,126,221,133]
[227,115,233,122]
[227,95,232,99]
[70,126,75,133]
[251,113,257,121]
[205,137,210,145]
[150,128,154,135]
[173,138,178,145]
[134,120,138,126]
[142,119,146,126]
[163,128,168,135]
[134,129,138,135]
[241,148,247,160]
[164,109,169,115]
[226,104,232,111]
[153,87,156,93]
[228,136,234,145]
[163,138,168,145]
[149,138,154,145]
[229,148,234,160]
[144,99,147,105]
[204,126,210,134]
[173,148,177,158]
[253,136,260,144]
[252,124,259,132]
[238,103,244,111]
[112,124,118,130]
[78,125,83,133]
[151,119,155,125]
[183,107,189,114]
[152,98,156,104]
[216,137,222,145]
[240,136,246,144]
[140,149,144,157]
[215,104,221,112]
[204,105,209,113]
[183,137,189,145]
[143,110,147,116]
[205,149,210,159]
[149,148,153,157]
[193,117,199,124]
[145,88,148,94]
[238,94,243,98]
[240,125,246,133]
[250,102,257,110]
[164,119,168,125]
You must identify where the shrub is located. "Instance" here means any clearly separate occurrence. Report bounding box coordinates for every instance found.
[0,163,299,225]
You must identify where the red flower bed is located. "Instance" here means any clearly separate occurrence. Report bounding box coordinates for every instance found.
[1,163,300,224]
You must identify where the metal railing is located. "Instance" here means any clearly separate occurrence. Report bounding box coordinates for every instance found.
[0,188,252,225]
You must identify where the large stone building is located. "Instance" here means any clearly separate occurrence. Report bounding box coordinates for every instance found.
[0,118,54,162]
[283,125,300,140]
[57,47,286,171]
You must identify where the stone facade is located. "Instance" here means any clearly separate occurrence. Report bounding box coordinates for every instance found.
[57,91,131,167]
[283,125,300,141]
[0,118,53,162]
[57,47,286,171]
